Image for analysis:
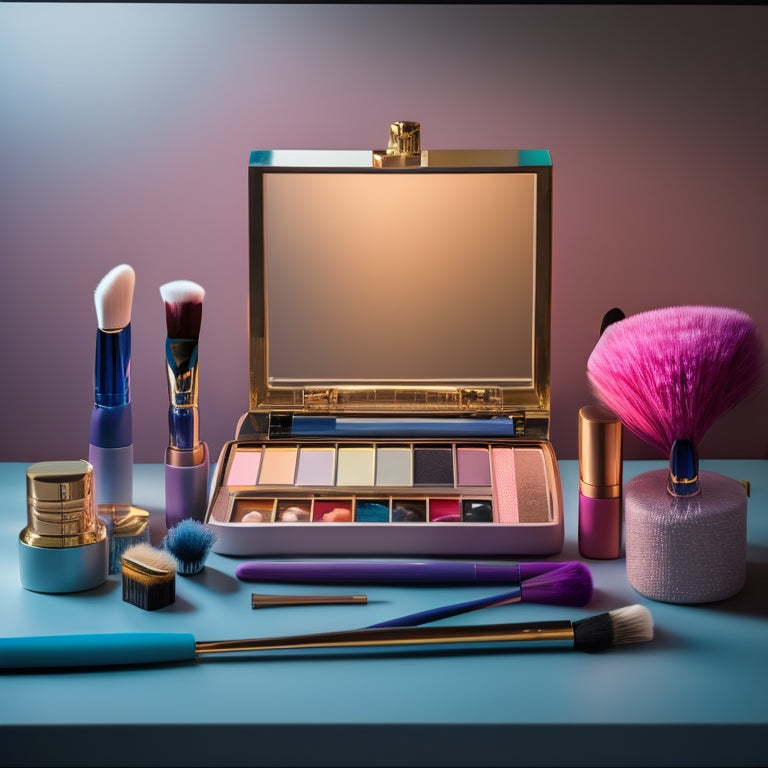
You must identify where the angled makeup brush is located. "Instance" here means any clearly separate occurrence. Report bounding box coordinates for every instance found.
[368,561,593,628]
[587,305,764,602]
[0,604,653,670]
[89,264,136,506]
[159,280,210,528]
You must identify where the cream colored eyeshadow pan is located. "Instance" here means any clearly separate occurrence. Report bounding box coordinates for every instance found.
[336,447,375,486]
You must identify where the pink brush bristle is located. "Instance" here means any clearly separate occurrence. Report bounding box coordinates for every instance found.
[521,561,594,607]
[587,306,764,456]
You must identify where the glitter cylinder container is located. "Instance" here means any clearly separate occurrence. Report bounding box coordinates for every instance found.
[19,460,109,593]
[624,458,748,604]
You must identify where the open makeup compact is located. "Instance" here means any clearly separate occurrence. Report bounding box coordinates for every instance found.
[205,124,563,556]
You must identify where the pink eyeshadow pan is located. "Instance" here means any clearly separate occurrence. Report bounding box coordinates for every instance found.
[491,447,518,523]
[456,447,491,486]
[226,449,262,486]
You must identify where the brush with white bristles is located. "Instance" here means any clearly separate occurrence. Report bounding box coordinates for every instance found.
[89,264,136,506]
[0,604,653,669]
[159,279,210,528]
[587,305,764,603]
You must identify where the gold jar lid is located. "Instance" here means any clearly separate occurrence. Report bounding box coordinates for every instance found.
[23,460,103,547]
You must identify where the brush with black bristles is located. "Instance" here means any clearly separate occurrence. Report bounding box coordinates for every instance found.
[0,604,653,670]
[159,280,210,528]
[587,305,765,603]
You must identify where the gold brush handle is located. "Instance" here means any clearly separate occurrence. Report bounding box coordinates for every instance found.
[194,621,575,655]
[251,593,368,608]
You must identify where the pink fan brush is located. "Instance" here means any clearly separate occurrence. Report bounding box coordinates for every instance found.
[587,305,764,603]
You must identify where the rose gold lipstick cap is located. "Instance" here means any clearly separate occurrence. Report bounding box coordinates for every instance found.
[578,405,622,498]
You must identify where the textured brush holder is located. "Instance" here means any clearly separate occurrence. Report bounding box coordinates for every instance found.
[624,469,748,603]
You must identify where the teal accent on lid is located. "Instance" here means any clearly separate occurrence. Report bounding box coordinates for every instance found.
[517,149,552,166]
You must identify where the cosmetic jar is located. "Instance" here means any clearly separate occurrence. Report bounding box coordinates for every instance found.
[19,460,109,593]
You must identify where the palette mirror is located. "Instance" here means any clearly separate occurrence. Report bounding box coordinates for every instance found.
[248,151,552,418]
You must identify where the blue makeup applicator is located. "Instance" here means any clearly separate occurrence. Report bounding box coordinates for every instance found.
[367,561,593,628]
[162,519,216,576]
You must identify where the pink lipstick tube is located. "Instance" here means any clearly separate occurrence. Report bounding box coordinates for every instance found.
[578,405,623,559]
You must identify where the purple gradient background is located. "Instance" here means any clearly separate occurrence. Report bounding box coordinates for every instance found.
[1,4,767,465]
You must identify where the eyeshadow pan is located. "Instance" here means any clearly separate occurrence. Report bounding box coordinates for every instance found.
[355,500,390,523]
[231,497,276,523]
[514,448,550,523]
[295,447,335,486]
[462,500,494,523]
[336,446,375,486]
[392,499,427,523]
[226,448,262,486]
[258,447,298,485]
[413,447,454,486]
[429,498,461,523]
[456,447,491,486]
[491,447,518,523]
[313,499,353,523]
[375,447,413,486]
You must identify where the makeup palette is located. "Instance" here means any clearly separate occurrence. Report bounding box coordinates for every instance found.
[205,141,563,556]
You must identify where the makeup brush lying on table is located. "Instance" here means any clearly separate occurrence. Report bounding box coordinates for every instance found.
[367,562,594,628]
[0,604,653,670]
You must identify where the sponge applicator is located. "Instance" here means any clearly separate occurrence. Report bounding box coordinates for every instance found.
[588,305,764,603]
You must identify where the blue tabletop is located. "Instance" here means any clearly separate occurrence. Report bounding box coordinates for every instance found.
[1,460,766,767]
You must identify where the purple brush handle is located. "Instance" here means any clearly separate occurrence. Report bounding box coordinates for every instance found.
[165,443,210,529]
[234,561,567,584]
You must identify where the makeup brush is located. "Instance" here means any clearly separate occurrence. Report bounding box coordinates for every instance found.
[162,519,216,576]
[368,561,593,628]
[235,559,580,585]
[89,264,136,506]
[0,604,653,670]
[160,280,210,528]
[587,305,764,602]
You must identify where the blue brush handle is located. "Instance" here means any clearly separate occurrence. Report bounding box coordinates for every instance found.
[0,633,197,669]
[367,586,523,628]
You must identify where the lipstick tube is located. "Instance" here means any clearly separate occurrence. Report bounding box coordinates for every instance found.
[578,405,623,559]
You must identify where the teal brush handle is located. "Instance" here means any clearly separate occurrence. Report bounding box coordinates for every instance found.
[0,633,197,669]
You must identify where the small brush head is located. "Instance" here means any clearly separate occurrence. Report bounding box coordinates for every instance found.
[573,603,654,653]
[162,519,216,576]
[160,280,205,340]
[94,264,135,331]
[121,542,176,611]
[520,561,594,607]
[587,305,764,456]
